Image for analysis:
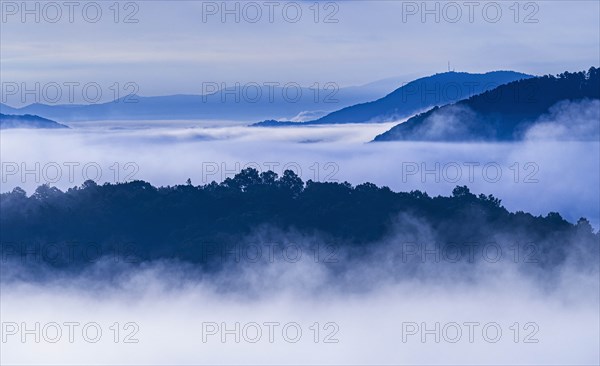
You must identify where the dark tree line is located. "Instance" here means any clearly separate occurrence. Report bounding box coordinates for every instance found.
[1,168,598,268]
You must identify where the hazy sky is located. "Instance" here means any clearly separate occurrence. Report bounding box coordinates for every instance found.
[1,0,599,99]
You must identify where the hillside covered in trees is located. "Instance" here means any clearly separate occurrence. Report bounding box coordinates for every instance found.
[374,67,600,141]
[1,169,597,270]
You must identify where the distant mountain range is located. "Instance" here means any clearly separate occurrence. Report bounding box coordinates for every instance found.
[0,113,68,129]
[0,77,408,122]
[252,71,533,127]
[373,67,600,142]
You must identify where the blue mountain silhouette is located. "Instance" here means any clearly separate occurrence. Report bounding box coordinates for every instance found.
[0,79,405,122]
[0,113,69,129]
[252,71,532,126]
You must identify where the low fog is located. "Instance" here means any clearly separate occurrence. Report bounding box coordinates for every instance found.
[1,112,599,227]
[526,99,600,141]
[1,226,598,365]
[1,103,599,365]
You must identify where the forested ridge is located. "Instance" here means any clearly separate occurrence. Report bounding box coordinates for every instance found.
[1,168,598,268]
[374,67,600,141]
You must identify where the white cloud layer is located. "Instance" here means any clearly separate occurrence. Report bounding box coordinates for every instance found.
[2,246,598,365]
[1,118,599,227]
[1,111,599,365]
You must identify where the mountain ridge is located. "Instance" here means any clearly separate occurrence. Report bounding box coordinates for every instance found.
[0,113,69,129]
[252,71,533,127]
[0,79,407,122]
[373,67,600,142]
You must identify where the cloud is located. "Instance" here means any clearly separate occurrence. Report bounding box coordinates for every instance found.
[1,220,598,365]
[289,110,329,122]
[1,2,598,94]
[1,118,599,364]
[411,105,480,141]
[2,119,598,227]
[525,99,600,141]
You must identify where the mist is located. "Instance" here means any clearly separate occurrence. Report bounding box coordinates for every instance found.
[2,221,598,365]
[1,118,598,227]
[2,102,599,365]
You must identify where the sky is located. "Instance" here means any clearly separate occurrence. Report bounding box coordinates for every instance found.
[1,0,599,102]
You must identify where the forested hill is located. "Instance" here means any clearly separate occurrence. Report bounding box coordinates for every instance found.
[374,67,600,141]
[1,169,598,268]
